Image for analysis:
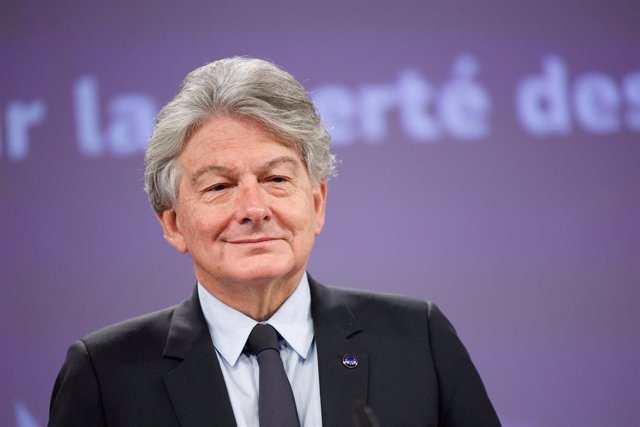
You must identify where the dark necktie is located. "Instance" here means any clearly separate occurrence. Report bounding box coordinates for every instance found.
[246,323,300,427]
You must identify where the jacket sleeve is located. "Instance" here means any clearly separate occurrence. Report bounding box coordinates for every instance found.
[427,303,502,427]
[48,340,107,427]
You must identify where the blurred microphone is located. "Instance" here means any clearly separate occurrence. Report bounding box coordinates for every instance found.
[352,401,381,427]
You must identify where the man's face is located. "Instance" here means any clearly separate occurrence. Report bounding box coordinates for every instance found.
[158,115,327,293]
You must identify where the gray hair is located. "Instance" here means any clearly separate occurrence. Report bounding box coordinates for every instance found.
[144,56,336,213]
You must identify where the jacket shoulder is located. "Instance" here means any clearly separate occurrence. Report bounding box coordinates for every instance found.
[79,304,178,358]
[309,278,439,339]
[322,283,430,308]
[311,279,433,316]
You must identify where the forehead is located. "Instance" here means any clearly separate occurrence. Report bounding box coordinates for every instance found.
[179,116,304,172]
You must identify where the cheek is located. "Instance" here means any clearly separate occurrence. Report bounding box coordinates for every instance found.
[180,210,216,245]
[289,199,321,237]
[190,218,208,238]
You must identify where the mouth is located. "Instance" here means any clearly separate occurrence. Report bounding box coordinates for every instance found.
[227,237,281,244]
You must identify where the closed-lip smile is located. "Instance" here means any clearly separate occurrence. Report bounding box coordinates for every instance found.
[227,237,280,244]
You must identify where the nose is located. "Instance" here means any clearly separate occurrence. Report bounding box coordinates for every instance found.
[234,181,271,225]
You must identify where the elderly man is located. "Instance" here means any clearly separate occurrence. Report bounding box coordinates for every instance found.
[48,57,500,427]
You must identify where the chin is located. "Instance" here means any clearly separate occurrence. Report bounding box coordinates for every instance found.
[230,260,298,285]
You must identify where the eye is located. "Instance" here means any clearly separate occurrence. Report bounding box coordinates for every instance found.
[205,182,231,192]
[268,175,289,183]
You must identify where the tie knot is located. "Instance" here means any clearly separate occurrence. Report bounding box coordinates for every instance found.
[246,323,280,356]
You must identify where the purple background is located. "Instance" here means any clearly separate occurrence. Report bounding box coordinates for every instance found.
[2,1,639,426]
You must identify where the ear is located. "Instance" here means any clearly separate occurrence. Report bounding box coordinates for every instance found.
[156,208,188,254]
[313,180,328,235]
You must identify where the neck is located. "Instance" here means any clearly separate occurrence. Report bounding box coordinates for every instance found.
[197,271,303,321]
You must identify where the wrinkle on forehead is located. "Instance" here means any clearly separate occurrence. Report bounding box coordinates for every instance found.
[189,156,301,185]
[185,114,303,159]
[177,115,313,196]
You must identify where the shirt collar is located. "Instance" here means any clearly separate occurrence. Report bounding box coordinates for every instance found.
[197,273,314,367]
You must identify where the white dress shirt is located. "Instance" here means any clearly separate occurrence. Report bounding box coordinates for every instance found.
[197,273,323,427]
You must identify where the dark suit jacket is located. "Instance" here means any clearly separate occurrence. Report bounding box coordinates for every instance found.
[48,277,500,426]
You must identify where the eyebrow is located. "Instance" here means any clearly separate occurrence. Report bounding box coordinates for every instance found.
[190,165,232,185]
[189,156,301,184]
[263,156,300,171]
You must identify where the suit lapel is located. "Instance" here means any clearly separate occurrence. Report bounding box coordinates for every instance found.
[161,279,369,427]
[163,288,237,427]
[310,277,369,427]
